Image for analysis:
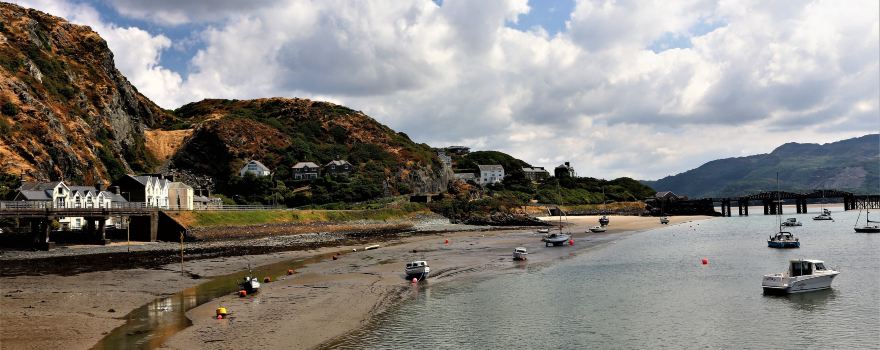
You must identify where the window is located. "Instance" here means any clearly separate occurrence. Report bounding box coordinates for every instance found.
[815,263,826,270]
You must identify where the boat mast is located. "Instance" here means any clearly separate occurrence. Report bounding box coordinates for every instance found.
[776,172,782,233]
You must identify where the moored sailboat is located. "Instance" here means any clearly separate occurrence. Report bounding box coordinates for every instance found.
[854,208,880,233]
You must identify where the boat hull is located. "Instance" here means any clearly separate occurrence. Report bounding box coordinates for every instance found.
[513,252,528,260]
[812,216,833,221]
[854,226,880,233]
[763,272,839,294]
[768,240,800,248]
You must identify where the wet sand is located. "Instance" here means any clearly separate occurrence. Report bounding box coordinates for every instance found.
[0,215,709,350]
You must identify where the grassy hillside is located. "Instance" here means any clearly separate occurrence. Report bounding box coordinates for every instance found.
[644,134,880,197]
[168,204,428,228]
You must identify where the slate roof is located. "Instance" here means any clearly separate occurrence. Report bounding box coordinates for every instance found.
[292,162,320,169]
[477,164,504,172]
[325,160,352,167]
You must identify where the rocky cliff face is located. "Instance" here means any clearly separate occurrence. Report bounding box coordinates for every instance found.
[0,3,167,183]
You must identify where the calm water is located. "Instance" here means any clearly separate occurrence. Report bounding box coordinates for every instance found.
[327,207,880,349]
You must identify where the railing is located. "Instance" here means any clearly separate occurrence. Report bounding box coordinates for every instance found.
[0,201,154,210]
[167,204,288,211]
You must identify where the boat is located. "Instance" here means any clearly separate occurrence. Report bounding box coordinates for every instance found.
[780,217,802,226]
[589,225,606,233]
[854,207,880,233]
[660,216,670,224]
[768,231,800,248]
[537,228,550,234]
[404,260,431,280]
[239,276,261,294]
[813,208,833,221]
[513,247,528,260]
[542,232,571,246]
[768,173,800,248]
[598,187,610,226]
[762,259,840,294]
[543,179,571,247]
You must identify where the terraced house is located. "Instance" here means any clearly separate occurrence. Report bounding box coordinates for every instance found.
[112,175,170,208]
[14,181,127,230]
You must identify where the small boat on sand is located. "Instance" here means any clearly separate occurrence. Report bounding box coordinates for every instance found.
[762,259,839,294]
[589,225,606,233]
[660,216,670,224]
[513,247,528,260]
[542,233,571,247]
[240,276,261,294]
[598,216,610,226]
[405,261,431,280]
[537,228,550,234]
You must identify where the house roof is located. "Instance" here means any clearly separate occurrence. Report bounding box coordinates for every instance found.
[292,162,320,169]
[18,181,64,192]
[556,163,573,169]
[243,160,270,170]
[325,160,352,167]
[522,167,548,173]
[477,164,504,172]
[655,191,677,198]
[17,190,52,201]
[453,173,476,179]
[167,182,193,190]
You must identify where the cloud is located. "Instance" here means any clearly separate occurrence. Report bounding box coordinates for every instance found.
[9,0,880,180]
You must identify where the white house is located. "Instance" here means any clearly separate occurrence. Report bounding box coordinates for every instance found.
[15,181,128,230]
[113,175,170,209]
[477,164,505,185]
[167,182,194,210]
[240,160,272,177]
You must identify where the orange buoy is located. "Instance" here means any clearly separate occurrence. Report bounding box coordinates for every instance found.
[263,277,271,283]
[287,269,294,275]
[701,258,709,265]
[238,290,247,297]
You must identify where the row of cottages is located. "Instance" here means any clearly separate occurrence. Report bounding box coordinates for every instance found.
[291,160,354,180]
[241,159,355,180]
[113,174,215,210]
[15,181,127,230]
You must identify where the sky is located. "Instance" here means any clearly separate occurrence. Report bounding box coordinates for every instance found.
[10,0,880,180]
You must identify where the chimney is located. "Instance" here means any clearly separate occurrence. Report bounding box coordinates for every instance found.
[565,162,570,167]
[111,186,121,195]
[95,181,104,191]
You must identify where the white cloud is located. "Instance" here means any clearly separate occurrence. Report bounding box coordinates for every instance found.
[9,0,880,180]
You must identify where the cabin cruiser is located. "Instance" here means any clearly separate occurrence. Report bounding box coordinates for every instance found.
[660,216,670,224]
[589,225,606,233]
[854,208,880,233]
[813,209,833,221]
[542,232,571,247]
[598,215,610,226]
[405,261,431,280]
[762,259,839,294]
[513,247,528,260]
[780,218,802,226]
[768,231,800,248]
[240,276,261,294]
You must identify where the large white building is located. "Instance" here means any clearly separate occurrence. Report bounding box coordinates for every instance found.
[477,164,505,185]
[240,160,272,177]
[167,182,195,210]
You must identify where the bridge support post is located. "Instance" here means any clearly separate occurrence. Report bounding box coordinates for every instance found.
[129,213,158,242]
[726,199,732,217]
[95,217,109,245]
[31,218,54,251]
[763,199,770,215]
[778,201,783,215]
[801,199,807,213]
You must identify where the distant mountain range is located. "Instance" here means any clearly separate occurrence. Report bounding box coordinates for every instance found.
[642,134,880,198]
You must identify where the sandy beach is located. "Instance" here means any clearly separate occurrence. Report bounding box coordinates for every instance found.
[0,215,710,350]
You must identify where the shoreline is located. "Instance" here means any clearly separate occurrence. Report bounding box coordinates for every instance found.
[0,215,711,350]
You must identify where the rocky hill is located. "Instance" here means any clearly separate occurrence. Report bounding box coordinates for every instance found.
[0,3,447,205]
[643,134,880,197]
[165,98,448,199]
[0,2,168,183]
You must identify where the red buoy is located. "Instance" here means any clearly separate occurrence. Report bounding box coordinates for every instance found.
[287,269,294,275]
[701,258,709,265]
[239,290,247,297]
[217,314,223,320]
[411,277,418,284]
[568,239,574,246]
[263,277,271,283]
[444,239,449,244]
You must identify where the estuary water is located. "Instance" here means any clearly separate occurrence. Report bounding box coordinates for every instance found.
[327,207,880,349]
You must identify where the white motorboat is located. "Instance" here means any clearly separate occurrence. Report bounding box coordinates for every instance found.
[660,216,670,224]
[240,276,261,294]
[762,259,840,294]
[813,209,833,221]
[780,217,802,226]
[405,261,431,280]
[513,247,528,260]
[589,225,606,233]
[536,228,550,234]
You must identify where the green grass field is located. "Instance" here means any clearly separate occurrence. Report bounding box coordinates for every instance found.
[173,203,428,228]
